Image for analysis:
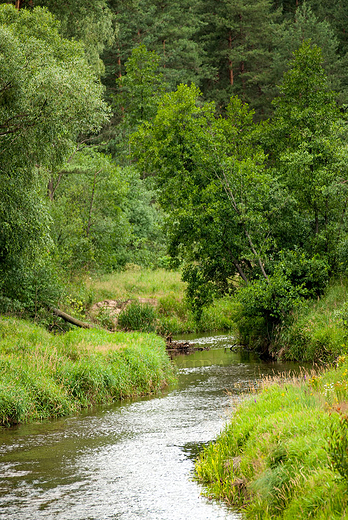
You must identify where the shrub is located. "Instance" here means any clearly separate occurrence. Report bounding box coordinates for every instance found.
[233,272,306,353]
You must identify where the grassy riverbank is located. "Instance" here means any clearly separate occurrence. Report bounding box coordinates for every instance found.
[193,279,348,518]
[274,281,348,363]
[195,358,348,519]
[81,268,236,334]
[0,316,176,426]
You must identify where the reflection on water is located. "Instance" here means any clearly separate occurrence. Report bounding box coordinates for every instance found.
[0,333,300,520]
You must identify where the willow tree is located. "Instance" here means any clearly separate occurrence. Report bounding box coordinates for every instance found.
[0,4,110,310]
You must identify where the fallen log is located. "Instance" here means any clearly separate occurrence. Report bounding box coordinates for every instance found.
[51,307,94,329]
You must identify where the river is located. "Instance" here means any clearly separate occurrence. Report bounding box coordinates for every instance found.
[0,333,299,519]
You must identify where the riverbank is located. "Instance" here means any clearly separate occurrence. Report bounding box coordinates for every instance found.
[274,281,348,363]
[0,316,176,426]
[195,357,348,519]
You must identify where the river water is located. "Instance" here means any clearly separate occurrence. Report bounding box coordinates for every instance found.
[0,333,299,520]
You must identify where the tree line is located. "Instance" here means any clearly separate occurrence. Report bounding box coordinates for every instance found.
[1,0,348,351]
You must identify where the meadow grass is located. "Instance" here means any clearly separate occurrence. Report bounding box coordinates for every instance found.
[88,268,186,301]
[195,357,348,519]
[0,316,176,426]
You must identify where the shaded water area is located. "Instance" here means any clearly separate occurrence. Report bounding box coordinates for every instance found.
[0,333,301,519]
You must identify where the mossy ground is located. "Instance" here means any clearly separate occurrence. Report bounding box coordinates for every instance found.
[0,316,176,426]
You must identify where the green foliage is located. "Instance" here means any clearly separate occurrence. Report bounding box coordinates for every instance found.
[50,149,130,272]
[103,0,204,95]
[36,0,116,74]
[117,45,167,128]
[268,40,348,267]
[271,4,344,100]
[0,257,63,316]
[0,4,110,312]
[197,0,281,114]
[132,85,285,311]
[234,272,307,351]
[268,250,329,298]
[182,264,216,321]
[118,302,157,332]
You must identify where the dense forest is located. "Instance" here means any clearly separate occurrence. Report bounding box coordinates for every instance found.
[1,0,348,353]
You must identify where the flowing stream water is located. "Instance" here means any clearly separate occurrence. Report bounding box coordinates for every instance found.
[0,333,299,520]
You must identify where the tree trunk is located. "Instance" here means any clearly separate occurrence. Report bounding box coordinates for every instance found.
[228,32,234,85]
[228,250,248,283]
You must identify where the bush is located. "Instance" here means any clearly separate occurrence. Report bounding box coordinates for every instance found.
[234,272,306,353]
[267,250,329,299]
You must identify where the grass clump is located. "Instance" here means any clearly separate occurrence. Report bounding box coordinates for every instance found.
[0,316,176,426]
[195,358,348,519]
[118,302,157,332]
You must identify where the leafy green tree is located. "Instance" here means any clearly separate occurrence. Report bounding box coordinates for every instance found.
[0,4,109,309]
[117,45,166,127]
[50,149,131,271]
[1,0,116,73]
[108,45,167,161]
[267,40,348,269]
[50,148,165,271]
[132,84,289,315]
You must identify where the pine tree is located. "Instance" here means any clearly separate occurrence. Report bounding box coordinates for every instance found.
[104,0,204,95]
[270,4,346,103]
[197,0,280,116]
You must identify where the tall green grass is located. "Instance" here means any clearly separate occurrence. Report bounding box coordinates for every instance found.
[275,281,348,362]
[88,268,186,301]
[0,317,176,426]
[195,358,348,519]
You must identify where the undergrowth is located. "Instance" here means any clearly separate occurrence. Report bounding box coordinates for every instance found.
[88,269,236,334]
